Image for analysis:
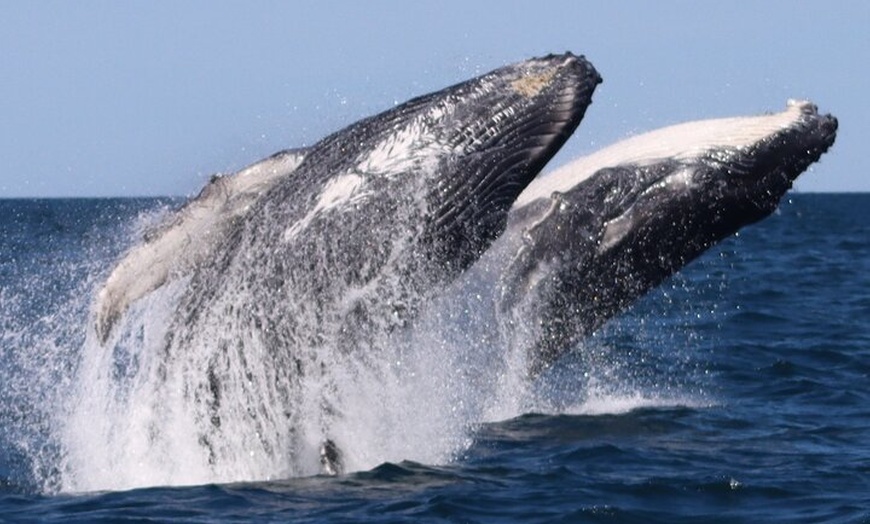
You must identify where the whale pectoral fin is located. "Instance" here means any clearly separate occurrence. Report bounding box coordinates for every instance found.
[94,247,173,343]
[93,147,310,344]
[497,240,543,316]
[497,192,611,375]
[94,294,121,344]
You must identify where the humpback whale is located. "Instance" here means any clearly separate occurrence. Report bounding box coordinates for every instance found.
[494,100,838,374]
[95,53,601,474]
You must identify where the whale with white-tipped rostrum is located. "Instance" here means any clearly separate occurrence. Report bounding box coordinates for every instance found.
[490,100,838,375]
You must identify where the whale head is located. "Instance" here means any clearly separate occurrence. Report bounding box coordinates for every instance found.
[272,53,602,274]
[500,100,838,373]
[413,53,602,268]
[239,53,603,347]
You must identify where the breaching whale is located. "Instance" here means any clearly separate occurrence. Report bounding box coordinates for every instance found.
[492,100,838,374]
[94,53,601,475]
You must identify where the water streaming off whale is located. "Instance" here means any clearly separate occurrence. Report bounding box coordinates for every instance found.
[52,54,601,491]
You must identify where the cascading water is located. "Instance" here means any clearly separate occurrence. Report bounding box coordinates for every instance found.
[54,196,527,491]
[0,200,699,494]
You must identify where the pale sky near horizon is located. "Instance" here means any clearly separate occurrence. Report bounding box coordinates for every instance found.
[1,1,867,198]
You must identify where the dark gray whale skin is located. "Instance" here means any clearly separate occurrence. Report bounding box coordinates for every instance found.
[146,53,600,468]
[495,101,838,375]
[178,53,600,348]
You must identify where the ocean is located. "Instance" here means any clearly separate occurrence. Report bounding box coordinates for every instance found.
[0,193,868,523]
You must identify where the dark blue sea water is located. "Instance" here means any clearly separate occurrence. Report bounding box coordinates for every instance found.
[1,194,868,523]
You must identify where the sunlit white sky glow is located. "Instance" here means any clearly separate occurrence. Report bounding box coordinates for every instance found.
[0,1,866,197]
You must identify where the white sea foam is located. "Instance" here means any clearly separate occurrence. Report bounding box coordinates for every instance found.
[0,178,711,496]
[0,238,707,494]
[37,236,703,493]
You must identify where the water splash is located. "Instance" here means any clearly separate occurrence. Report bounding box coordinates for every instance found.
[2,201,706,494]
[0,200,173,493]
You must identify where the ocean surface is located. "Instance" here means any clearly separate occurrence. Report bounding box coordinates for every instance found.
[0,193,868,523]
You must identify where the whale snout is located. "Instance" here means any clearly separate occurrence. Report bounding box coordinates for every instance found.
[522,52,602,83]
[820,113,838,145]
[786,99,838,147]
[506,52,601,106]
[498,52,602,157]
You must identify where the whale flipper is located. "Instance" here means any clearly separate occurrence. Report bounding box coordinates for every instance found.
[94,148,307,342]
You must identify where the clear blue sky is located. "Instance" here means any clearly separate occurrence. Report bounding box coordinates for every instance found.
[1,1,867,197]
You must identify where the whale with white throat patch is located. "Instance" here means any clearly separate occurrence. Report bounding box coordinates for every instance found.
[491,100,838,375]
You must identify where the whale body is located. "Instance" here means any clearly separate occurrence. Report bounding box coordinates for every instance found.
[95,53,601,475]
[87,50,840,481]
[493,100,838,374]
